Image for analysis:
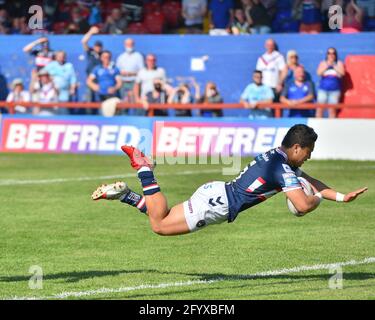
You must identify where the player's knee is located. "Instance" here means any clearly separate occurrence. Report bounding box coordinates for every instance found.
[150,222,167,236]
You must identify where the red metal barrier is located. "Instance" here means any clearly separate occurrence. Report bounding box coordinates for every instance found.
[1,101,374,118]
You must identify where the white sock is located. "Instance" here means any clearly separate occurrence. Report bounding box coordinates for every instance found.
[137,166,151,174]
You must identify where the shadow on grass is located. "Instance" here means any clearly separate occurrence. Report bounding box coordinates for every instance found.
[1,269,374,284]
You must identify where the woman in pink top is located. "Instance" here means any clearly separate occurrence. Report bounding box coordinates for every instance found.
[341,0,364,33]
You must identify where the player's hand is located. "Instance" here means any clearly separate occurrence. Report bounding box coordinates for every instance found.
[344,187,368,202]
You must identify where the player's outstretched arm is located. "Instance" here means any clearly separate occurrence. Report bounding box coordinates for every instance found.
[301,171,368,202]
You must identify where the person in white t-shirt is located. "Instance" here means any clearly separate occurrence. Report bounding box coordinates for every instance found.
[182,0,207,34]
[133,54,167,115]
[6,78,31,114]
[255,39,286,100]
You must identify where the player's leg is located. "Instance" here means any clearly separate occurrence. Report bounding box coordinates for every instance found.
[136,168,230,236]
[134,163,190,235]
[94,146,229,236]
[92,181,190,235]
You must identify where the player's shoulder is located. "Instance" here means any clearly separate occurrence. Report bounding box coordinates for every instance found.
[260,148,292,172]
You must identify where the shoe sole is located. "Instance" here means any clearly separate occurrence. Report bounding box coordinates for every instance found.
[92,182,128,200]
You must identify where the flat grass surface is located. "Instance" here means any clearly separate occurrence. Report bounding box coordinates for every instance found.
[0,153,374,300]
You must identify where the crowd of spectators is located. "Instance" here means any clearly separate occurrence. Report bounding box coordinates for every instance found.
[3,28,348,118]
[0,0,374,35]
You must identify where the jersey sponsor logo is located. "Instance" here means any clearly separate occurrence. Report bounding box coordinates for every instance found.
[282,173,300,188]
[282,164,294,173]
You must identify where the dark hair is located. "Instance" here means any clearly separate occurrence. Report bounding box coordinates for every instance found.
[253,70,262,76]
[326,47,338,62]
[100,50,112,58]
[282,124,318,148]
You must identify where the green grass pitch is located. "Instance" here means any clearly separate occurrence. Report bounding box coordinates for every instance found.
[0,153,374,300]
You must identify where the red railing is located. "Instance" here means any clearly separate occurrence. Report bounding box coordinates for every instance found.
[1,101,374,118]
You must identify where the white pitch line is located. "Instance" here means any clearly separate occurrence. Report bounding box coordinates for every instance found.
[0,169,222,186]
[5,257,375,300]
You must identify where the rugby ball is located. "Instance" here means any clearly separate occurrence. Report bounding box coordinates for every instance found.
[287,177,314,216]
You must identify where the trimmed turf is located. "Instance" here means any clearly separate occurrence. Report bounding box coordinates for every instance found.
[1,153,374,300]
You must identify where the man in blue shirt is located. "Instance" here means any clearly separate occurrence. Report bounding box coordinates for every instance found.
[280,66,315,117]
[92,124,367,235]
[209,0,234,34]
[87,50,122,102]
[42,51,77,114]
[240,70,274,119]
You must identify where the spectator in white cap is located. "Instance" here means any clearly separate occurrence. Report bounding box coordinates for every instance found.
[6,78,31,114]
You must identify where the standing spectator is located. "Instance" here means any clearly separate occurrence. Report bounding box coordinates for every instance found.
[256,39,286,100]
[316,47,345,118]
[116,38,144,104]
[43,51,77,110]
[66,7,90,34]
[23,37,54,71]
[88,1,102,26]
[280,66,315,118]
[231,8,251,34]
[81,26,103,104]
[142,78,169,117]
[244,0,272,34]
[240,70,274,119]
[198,82,223,117]
[341,0,364,33]
[280,50,312,87]
[0,8,11,34]
[168,80,201,117]
[87,50,122,102]
[6,79,31,114]
[103,8,128,34]
[182,0,207,34]
[29,69,59,116]
[294,0,322,33]
[208,0,234,35]
[11,17,29,34]
[43,0,58,25]
[134,54,167,105]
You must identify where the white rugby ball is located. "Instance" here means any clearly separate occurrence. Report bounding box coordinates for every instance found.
[287,177,314,216]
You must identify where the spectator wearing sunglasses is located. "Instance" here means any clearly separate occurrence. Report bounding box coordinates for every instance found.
[316,47,345,118]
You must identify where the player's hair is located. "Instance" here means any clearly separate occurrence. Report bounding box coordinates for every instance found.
[282,124,318,148]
